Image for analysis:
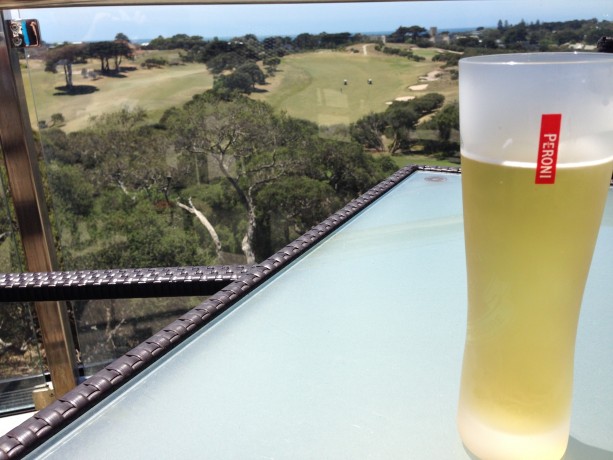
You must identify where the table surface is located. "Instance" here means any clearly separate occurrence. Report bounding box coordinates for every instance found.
[26,170,613,459]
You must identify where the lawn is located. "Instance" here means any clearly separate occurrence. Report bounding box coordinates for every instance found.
[21,50,214,132]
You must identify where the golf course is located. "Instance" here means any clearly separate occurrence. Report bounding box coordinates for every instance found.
[21,44,458,133]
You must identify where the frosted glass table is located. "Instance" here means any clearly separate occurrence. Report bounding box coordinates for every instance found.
[15,170,613,459]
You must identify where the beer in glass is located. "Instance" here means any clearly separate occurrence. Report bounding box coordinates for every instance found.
[458,53,613,460]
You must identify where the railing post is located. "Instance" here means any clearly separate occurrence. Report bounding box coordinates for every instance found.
[0,11,78,400]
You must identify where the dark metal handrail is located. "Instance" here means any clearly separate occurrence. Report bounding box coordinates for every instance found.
[0,265,250,302]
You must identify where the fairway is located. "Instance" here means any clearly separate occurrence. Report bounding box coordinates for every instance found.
[20,45,457,133]
[253,45,457,126]
[22,50,214,132]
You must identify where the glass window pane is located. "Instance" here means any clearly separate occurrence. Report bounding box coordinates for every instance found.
[12,1,610,272]
[74,296,204,376]
[2,0,610,406]
[0,148,44,413]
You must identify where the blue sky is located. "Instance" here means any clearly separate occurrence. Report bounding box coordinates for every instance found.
[16,0,612,43]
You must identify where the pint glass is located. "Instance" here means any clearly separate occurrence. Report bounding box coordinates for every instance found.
[458,53,613,459]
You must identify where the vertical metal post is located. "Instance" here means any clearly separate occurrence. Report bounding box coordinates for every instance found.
[0,11,77,399]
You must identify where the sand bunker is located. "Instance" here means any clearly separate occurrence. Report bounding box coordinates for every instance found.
[387,95,417,105]
[419,70,443,82]
[409,84,429,91]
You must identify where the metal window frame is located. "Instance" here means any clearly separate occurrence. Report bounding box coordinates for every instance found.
[0,11,78,399]
[1,0,457,8]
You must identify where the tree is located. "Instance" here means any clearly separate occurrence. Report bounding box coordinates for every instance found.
[145,34,205,51]
[47,162,94,216]
[456,36,480,48]
[40,108,214,270]
[86,41,133,74]
[212,61,266,95]
[67,107,171,196]
[111,41,133,71]
[263,56,281,76]
[388,26,428,43]
[86,41,114,73]
[384,102,420,154]
[319,32,353,48]
[410,93,445,116]
[214,71,254,95]
[309,138,396,198]
[115,32,130,43]
[50,113,65,127]
[183,38,232,63]
[293,33,319,50]
[552,28,582,46]
[163,92,391,263]
[237,62,266,87]
[257,176,339,246]
[92,199,211,268]
[176,197,223,261]
[502,21,528,47]
[480,29,502,49]
[586,26,613,45]
[39,128,75,164]
[388,26,411,43]
[0,302,39,372]
[44,43,86,89]
[349,113,386,151]
[350,94,445,155]
[166,93,301,263]
[431,103,459,142]
[262,36,291,55]
[205,51,245,74]
[432,52,461,67]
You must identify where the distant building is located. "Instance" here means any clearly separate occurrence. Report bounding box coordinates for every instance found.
[429,27,450,46]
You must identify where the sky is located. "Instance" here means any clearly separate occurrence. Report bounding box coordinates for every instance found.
[14,0,613,44]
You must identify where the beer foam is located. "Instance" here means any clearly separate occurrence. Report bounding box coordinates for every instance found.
[462,132,613,169]
[461,153,613,170]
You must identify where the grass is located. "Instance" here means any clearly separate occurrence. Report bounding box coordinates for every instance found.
[20,45,458,133]
[253,45,457,126]
[22,50,214,132]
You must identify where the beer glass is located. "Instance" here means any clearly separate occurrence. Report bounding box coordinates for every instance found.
[458,53,613,460]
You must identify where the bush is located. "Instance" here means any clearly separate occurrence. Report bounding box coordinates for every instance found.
[141,57,168,69]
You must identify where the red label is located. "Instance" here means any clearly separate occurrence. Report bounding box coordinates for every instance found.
[535,114,562,184]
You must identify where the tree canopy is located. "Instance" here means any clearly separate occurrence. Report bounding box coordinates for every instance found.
[45,39,134,87]
[350,93,445,155]
[44,43,87,88]
[41,92,395,267]
[86,40,133,73]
